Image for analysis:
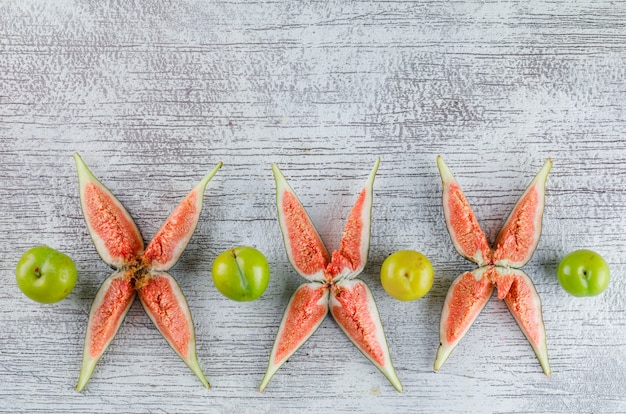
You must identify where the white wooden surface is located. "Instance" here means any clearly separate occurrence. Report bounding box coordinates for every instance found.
[1,1,625,412]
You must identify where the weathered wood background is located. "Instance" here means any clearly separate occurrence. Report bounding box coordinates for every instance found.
[1,1,625,412]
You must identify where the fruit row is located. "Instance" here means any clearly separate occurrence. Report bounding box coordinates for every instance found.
[16,153,610,392]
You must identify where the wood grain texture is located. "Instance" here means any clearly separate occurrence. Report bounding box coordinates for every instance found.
[1,0,625,412]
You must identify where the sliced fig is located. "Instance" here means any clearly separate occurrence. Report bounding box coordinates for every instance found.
[493,267,551,376]
[137,272,209,388]
[76,271,136,391]
[263,158,401,392]
[492,158,552,268]
[435,157,552,376]
[327,157,380,282]
[144,162,222,271]
[74,153,143,269]
[74,154,221,390]
[434,268,494,372]
[437,156,492,267]
[259,283,329,392]
[272,163,330,283]
[330,279,402,392]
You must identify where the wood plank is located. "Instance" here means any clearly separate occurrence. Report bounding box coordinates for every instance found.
[1,0,625,412]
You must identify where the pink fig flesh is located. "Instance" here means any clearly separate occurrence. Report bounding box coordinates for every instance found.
[493,158,552,268]
[326,191,365,278]
[74,153,143,268]
[281,191,330,277]
[144,162,222,271]
[137,274,192,359]
[143,190,199,271]
[327,157,379,282]
[330,280,385,366]
[493,267,550,376]
[273,163,330,282]
[259,283,329,392]
[330,279,402,392]
[434,268,494,372]
[138,272,209,387]
[76,272,136,391]
[437,156,492,267]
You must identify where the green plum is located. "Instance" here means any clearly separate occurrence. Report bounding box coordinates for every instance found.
[212,246,270,301]
[557,249,610,297]
[380,250,434,301]
[16,245,78,303]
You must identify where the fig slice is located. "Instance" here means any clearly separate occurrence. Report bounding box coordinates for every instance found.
[272,163,330,283]
[330,279,403,392]
[435,157,552,376]
[437,156,492,267]
[493,267,551,376]
[327,157,380,282]
[144,163,222,271]
[76,271,136,391]
[74,153,144,268]
[262,158,402,392]
[259,282,329,392]
[73,153,221,390]
[492,158,553,268]
[434,267,494,372]
[137,271,209,388]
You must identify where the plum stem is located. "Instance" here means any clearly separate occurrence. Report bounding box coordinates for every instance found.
[232,250,249,291]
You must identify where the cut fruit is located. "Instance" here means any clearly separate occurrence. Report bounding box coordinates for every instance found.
[73,153,221,390]
[437,156,492,267]
[492,159,552,268]
[272,164,329,283]
[137,272,209,388]
[144,163,222,271]
[76,271,135,392]
[261,158,401,392]
[330,279,402,392]
[259,283,329,392]
[434,268,494,372]
[328,157,379,282]
[435,156,552,376]
[493,267,550,376]
[74,154,143,268]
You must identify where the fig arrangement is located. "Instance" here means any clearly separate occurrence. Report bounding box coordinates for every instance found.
[15,153,612,392]
[73,153,221,390]
[434,156,552,376]
[259,158,402,392]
